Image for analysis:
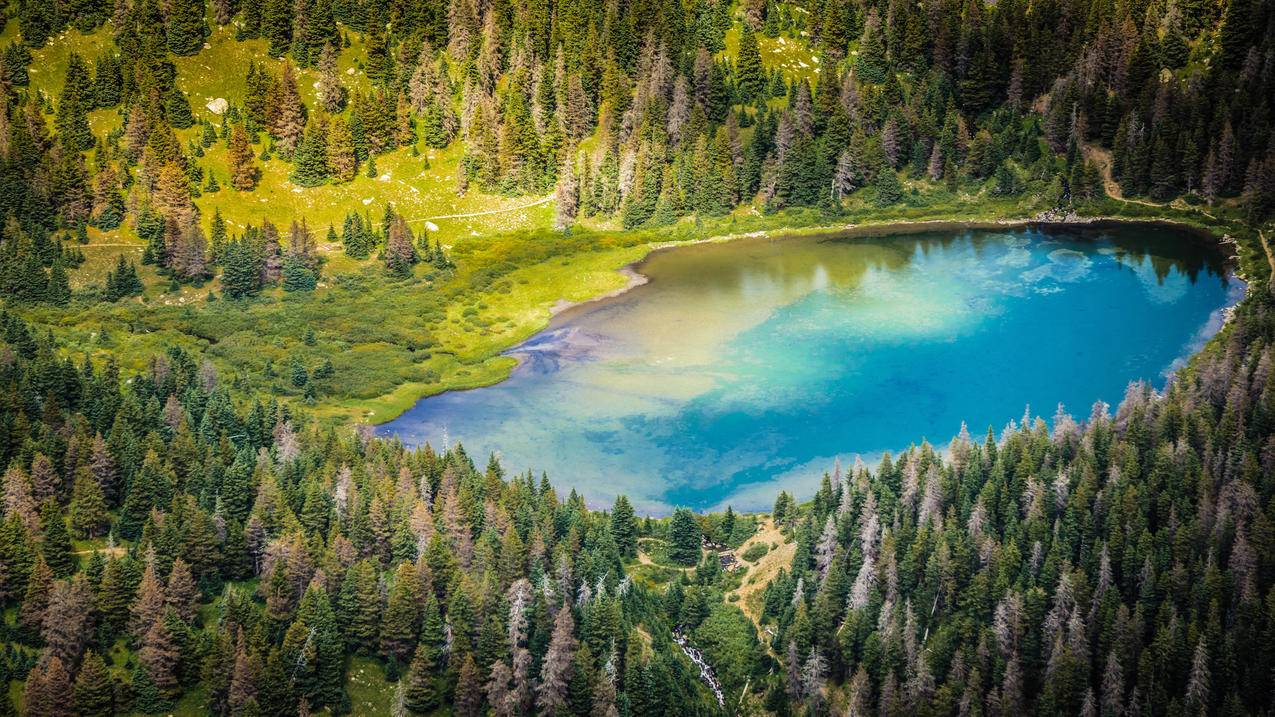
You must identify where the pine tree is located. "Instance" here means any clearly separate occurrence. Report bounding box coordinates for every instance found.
[405,644,440,713]
[290,115,330,186]
[46,260,71,306]
[130,554,167,639]
[165,558,198,622]
[667,508,702,565]
[380,561,423,662]
[39,501,75,577]
[19,553,53,640]
[282,255,317,291]
[611,496,638,558]
[536,605,577,713]
[41,574,94,665]
[737,23,765,102]
[555,156,579,231]
[326,116,356,182]
[228,124,260,191]
[337,560,382,651]
[272,61,306,158]
[56,54,95,152]
[856,12,889,84]
[166,0,207,55]
[73,651,114,717]
[873,167,903,206]
[220,240,263,298]
[23,656,73,717]
[262,0,294,56]
[384,214,418,277]
[166,85,195,129]
[317,43,347,113]
[68,474,108,538]
[454,655,483,717]
[139,610,181,694]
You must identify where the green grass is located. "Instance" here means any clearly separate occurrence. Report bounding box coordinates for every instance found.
[346,657,400,716]
[36,170,1111,428]
[720,22,822,85]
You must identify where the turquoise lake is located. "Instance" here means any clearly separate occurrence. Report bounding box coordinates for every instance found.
[379,225,1238,514]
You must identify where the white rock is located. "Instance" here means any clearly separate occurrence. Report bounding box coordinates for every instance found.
[362,198,373,205]
[346,67,356,75]
[205,97,229,115]
[424,221,439,232]
[378,173,391,181]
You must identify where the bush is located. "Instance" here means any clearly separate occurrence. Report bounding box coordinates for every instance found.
[741,543,770,563]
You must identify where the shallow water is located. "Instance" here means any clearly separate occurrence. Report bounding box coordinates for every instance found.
[379,226,1238,514]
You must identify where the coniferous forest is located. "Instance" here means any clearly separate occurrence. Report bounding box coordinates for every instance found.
[0,0,1274,714]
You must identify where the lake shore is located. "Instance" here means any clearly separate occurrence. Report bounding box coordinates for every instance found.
[372,209,1245,427]
[537,212,1240,335]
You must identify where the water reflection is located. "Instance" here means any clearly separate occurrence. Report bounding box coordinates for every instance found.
[379,226,1234,514]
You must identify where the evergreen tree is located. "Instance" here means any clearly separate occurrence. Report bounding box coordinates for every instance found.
[326,116,356,182]
[384,214,418,277]
[611,496,638,558]
[73,651,114,717]
[228,124,260,191]
[737,23,765,102]
[39,501,75,578]
[290,115,330,186]
[405,643,439,713]
[281,255,317,291]
[68,474,108,537]
[667,508,702,565]
[872,167,903,206]
[220,240,263,299]
[261,0,293,56]
[56,54,95,151]
[46,261,71,307]
[166,0,207,55]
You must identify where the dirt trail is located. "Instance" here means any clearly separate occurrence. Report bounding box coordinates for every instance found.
[1083,145,1161,208]
[1083,144,1218,218]
[1260,231,1275,289]
[406,195,553,223]
[729,519,796,628]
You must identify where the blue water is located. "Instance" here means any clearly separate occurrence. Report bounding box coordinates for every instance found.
[378,226,1237,514]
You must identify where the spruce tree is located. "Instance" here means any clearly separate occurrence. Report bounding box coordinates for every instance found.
[667,508,702,565]
[872,167,903,206]
[46,260,71,306]
[326,116,356,182]
[261,0,293,56]
[228,124,260,191]
[611,496,638,558]
[56,54,95,152]
[737,23,765,102]
[384,215,418,277]
[39,501,75,578]
[220,240,262,298]
[290,115,330,186]
[68,474,108,538]
[404,643,439,713]
[73,651,114,717]
[166,0,207,55]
